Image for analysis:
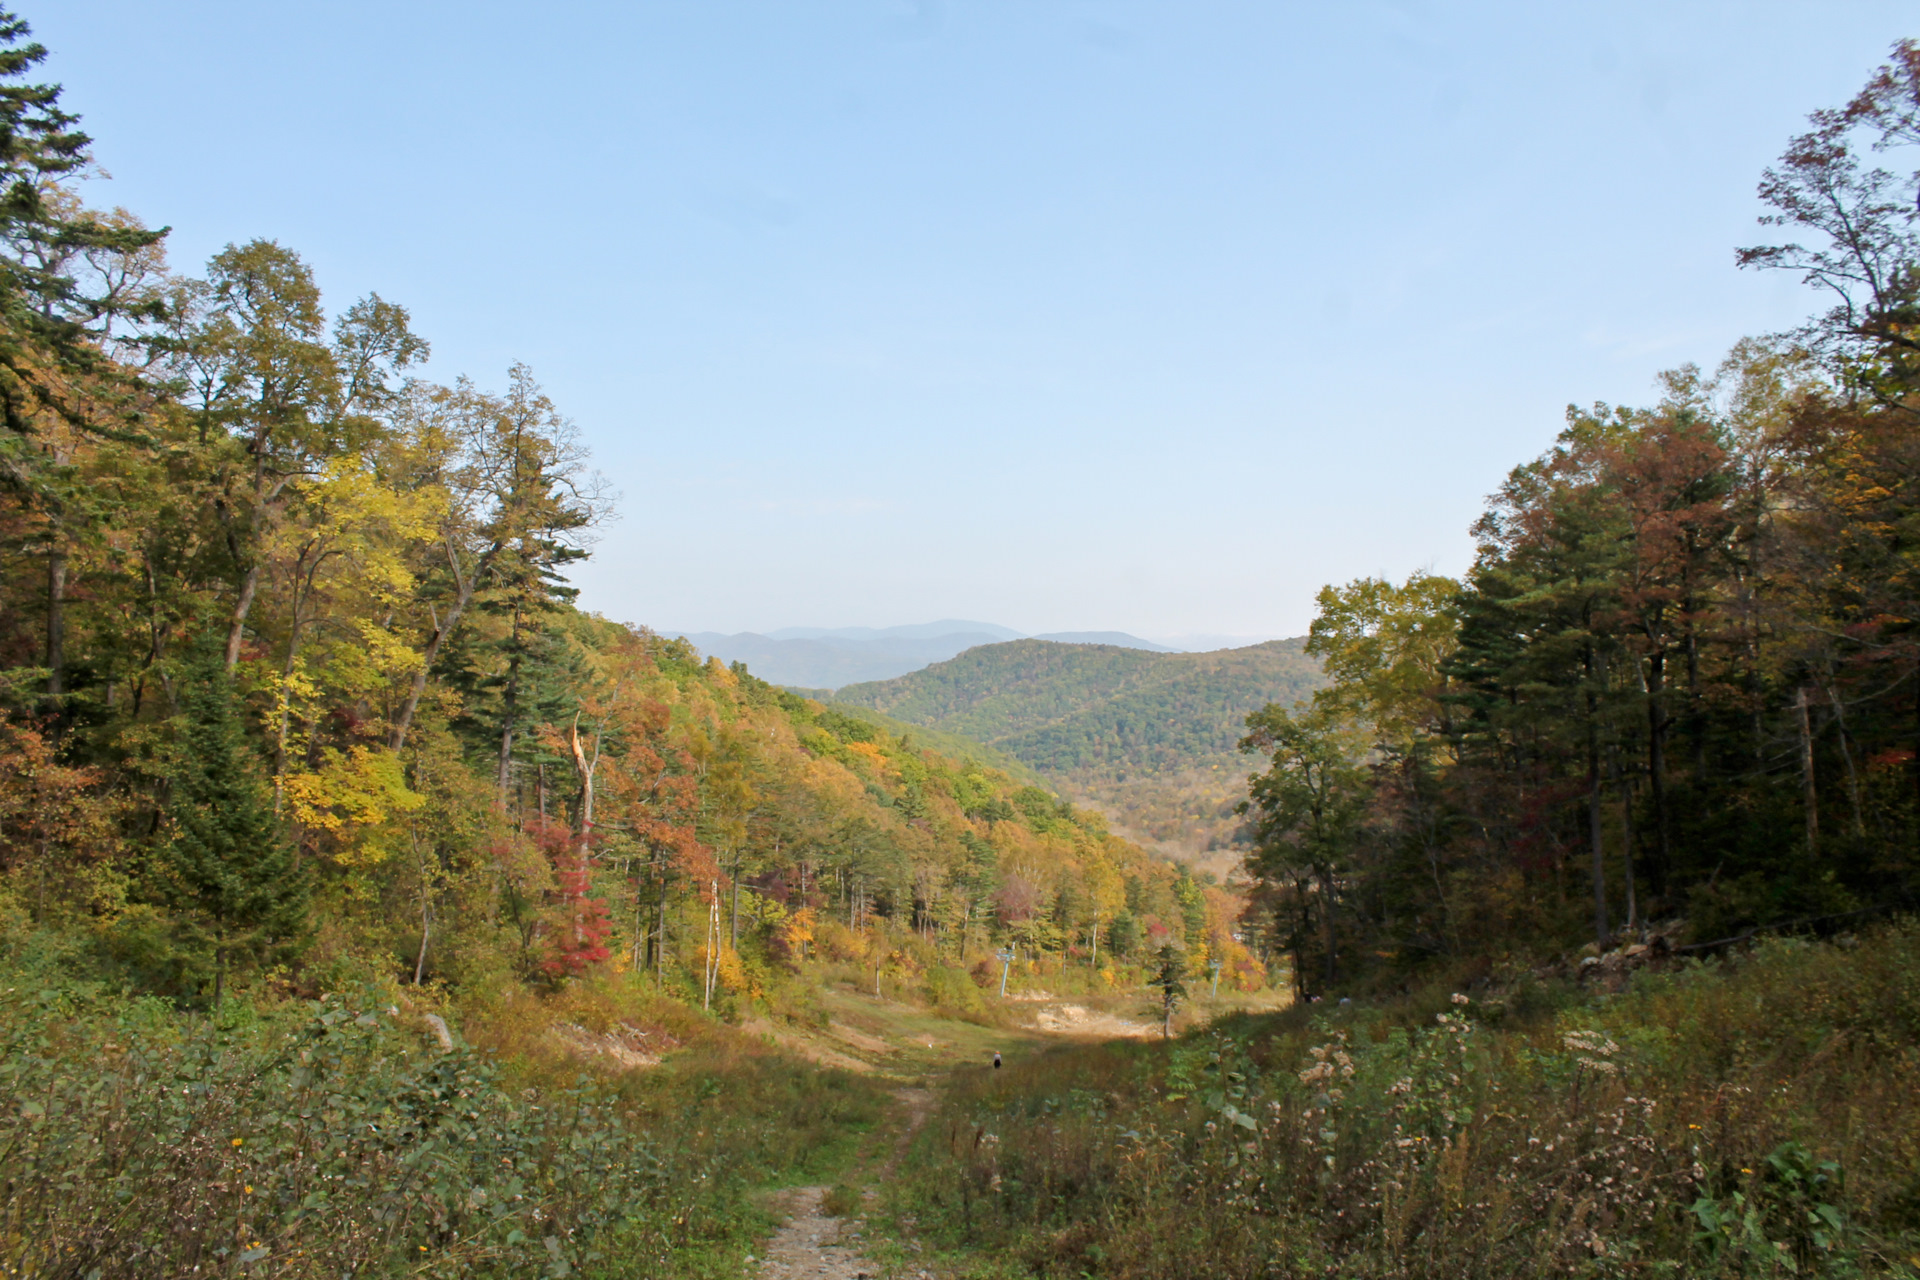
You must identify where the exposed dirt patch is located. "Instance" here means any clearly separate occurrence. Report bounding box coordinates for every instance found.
[1025,1003,1157,1039]
[742,1017,875,1074]
[828,1021,893,1055]
[754,1186,885,1280]
[756,1088,938,1280]
[546,1021,668,1070]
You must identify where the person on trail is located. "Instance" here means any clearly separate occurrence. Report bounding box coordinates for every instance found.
[993,1051,1002,1069]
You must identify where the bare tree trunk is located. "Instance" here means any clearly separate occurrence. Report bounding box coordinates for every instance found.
[390,537,491,751]
[1584,642,1608,949]
[413,864,432,987]
[1685,602,1707,781]
[1642,653,1671,895]
[497,664,520,804]
[1610,743,1639,935]
[641,882,656,971]
[730,849,743,948]
[225,564,259,670]
[412,898,432,990]
[1823,678,1865,838]
[655,874,669,978]
[1797,685,1819,853]
[1589,697,1608,950]
[566,713,602,954]
[569,718,600,856]
[44,533,65,726]
[273,626,304,813]
[1318,865,1336,989]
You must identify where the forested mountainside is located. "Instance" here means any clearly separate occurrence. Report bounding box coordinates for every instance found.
[680,624,1174,689]
[1227,46,1920,998]
[0,17,1252,1017]
[834,638,1326,863]
[676,626,1011,688]
[816,700,1048,791]
[869,49,1920,1280]
[1028,631,1175,651]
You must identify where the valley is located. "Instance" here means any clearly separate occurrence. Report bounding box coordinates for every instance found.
[675,623,1184,690]
[832,637,1326,865]
[5,9,1920,1279]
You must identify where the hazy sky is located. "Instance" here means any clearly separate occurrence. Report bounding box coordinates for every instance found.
[41,1,1916,638]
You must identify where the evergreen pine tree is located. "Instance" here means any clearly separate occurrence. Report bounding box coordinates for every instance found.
[159,634,309,1005]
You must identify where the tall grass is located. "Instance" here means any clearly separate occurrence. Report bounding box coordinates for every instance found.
[894,921,1920,1278]
[0,944,884,1278]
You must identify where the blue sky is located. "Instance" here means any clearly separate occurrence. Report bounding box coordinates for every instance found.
[42,1,1916,639]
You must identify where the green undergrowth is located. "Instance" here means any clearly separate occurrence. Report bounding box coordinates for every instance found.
[0,921,884,1279]
[889,920,1920,1279]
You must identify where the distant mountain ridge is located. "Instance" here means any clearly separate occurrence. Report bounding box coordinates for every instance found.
[833,637,1325,868]
[1031,631,1177,651]
[672,621,1177,688]
[765,620,1024,643]
[675,628,1009,688]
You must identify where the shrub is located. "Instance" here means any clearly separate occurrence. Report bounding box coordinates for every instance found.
[0,964,884,1279]
[922,964,992,1020]
[822,1184,864,1217]
[893,921,1920,1278]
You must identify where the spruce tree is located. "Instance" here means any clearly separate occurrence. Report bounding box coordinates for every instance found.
[159,635,308,1005]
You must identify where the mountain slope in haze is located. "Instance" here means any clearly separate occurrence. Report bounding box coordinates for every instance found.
[768,620,1024,643]
[834,638,1326,866]
[675,627,1009,687]
[1031,631,1177,651]
[675,623,1173,687]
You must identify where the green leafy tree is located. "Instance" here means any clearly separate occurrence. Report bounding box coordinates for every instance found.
[1239,702,1370,994]
[0,7,166,401]
[156,634,309,1005]
[1150,944,1186,1039]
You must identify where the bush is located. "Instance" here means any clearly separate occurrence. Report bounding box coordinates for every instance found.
[893,921,1920,1278]
[822,1184,864,1217]
[0,961,885,1279]
[922,964,992,1020]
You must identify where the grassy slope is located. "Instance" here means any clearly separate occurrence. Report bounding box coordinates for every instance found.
[888,923,1920,1279]
[834,639,1325,860]
[0,918,891,1280]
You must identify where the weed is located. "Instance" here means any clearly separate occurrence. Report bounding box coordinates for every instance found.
[822,1184,865,1217]
[0,951,885,1278]
[890,920,1920,1278]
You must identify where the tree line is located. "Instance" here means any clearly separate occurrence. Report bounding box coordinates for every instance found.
[0,9,1256,1007]
[1239,41,1920,995]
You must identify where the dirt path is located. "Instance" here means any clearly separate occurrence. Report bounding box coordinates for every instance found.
[753,1186,885,1280]
[755,1087,937,1280]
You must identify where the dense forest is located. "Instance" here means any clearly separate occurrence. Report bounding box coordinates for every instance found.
[0,16,1261,1020]
[880,43,1920,1280]
[11,5,1920,1275]
[0,12,1281,1272]
[836,637,1325,862]
[1235,43,1920,996]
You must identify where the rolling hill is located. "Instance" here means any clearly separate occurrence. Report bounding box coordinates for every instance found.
[673,621,1173,687]
[834,638,1325,869]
